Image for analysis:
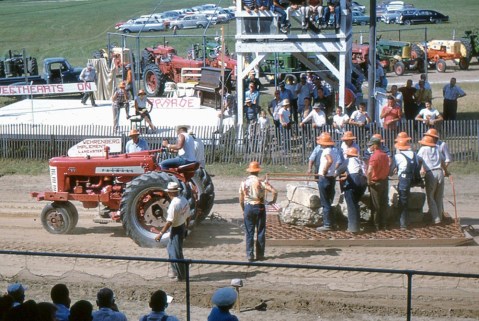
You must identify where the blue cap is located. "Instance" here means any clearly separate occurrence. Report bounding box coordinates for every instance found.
[211,287,237,307]
[7,283,26,295]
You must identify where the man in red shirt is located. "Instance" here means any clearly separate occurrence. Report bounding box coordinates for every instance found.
[366,136,390,231]
[380,96,402,131]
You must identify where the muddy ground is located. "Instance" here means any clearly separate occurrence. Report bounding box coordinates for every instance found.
[0,173,478,321]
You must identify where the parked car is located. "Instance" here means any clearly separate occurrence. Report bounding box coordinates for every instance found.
[119,19,166,33]
[204,9,233,23]
[170,14,210,29]
[351,1,366,13]
[398,9,449,25]
[161,10,181,20]
[381,9,404,24]
[352,11,370,25]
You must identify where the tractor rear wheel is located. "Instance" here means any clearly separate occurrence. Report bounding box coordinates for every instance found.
[190,168,215,223]
[40,201,79,234]
[28,58,38,76]
[410,44,425,72]
[120,172,192,248]
[143,64,164,97]
[394,61,405,76]
[436,59,447,72]
[458,58,470,70]
[0,61,5,78]
[141,50,155,71]
[457,39,472,66]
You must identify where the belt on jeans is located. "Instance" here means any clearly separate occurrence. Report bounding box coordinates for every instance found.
[246,203,264,206]
[426,168,442,173]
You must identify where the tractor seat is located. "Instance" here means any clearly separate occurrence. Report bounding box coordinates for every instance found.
[176,162,199,173]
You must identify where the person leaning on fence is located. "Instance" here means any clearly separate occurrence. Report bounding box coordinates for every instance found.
[299,103,326,129]
[366,136,390,231]
[380,96,402,132]
[335,147,367,233]
[244,98,258,126]
[316,134,341,232]
[155,182,189,282]
[140,290,179,321]
[125,129,149,154]
[417,134,446,225]
[349,102,371,130]
[391,135,417,230]
[111,81,130,132]
[134,89,157,132]
[92,288,127,321]
[268,89,283,128]
[80,62,97,107]
[208,287,239,321]
[239,161,278,262]
[332,107,349,135]
[415,100,443,129]
[160,125,197,170]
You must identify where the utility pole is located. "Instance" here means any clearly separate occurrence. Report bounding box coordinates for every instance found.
[367,0,377,121]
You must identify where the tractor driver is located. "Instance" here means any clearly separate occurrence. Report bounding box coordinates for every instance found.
[160,125,197,170]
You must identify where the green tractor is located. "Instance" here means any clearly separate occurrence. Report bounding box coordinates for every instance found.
[460,30,479,63]
[376,39,425,76]
[259,53,304,84]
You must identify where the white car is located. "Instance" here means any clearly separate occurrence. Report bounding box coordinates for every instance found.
[119,19,166,33]
[170,14,210,29]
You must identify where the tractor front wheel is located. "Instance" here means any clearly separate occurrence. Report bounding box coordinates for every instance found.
[436,59,447,72]
[394,61,406,76]
[143,64,164,97]
[40,201,79,234]
[120,172,192,248]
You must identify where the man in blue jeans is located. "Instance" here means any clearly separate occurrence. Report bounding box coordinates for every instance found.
[160,125,197,170]
[239,161,277,262]
[316,133,341,231]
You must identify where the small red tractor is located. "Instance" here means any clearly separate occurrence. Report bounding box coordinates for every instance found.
[142,45,204,96]
[31,148,214,248]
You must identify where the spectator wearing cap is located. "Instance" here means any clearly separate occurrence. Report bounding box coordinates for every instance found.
[244,82,260,113]
[442,77,466,121]
[160,125,197,170]
[124,64,133,98]
[50,284,70,321]
[332,106,349,135]
[69,300,93,321]
[134,89,156,132]
[208,287,239,321]
[111,81,130,132]
[417,134,446,225]
[380,96,402,131]
[295,73,314,123]
[415,100,443,129]
[268,90,283,128]
[300,103,326,129]
[92,288,127,321]
[155,181,189,281]
[7,283,26,307]
[399,79,418,121]
[316,134,341,232]
[414,79,432,111]
[188,130,206,168]
[125,129,149,153]
[244,97,258,126]
[340,131,360,162]
[140,290,179,321]
[363,133,391,170]
[366,136,390,231]
[392,135,417,229]
[239,162,278,261]
[79,62,97,107]
[335,147,367,233]
[278,81,293,103]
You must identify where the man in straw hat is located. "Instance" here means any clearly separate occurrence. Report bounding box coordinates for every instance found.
[208,287,238,321]
[239,161,277,262]
[417,134,447,224]
[125,129,149,154]
[79,62,97,107]
[160,125,197,170]
[111,81,130,132]
[155,182,189,281]
[366,136,390,231]
[335,147,367,233]
[391,135,419,229]
[316,134,341,232]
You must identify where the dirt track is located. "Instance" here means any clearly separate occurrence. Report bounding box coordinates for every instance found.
[0,173,479,321]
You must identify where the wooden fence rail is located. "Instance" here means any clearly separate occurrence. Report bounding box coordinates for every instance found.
[1,120,478,165]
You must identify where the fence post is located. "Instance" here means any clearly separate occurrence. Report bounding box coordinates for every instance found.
[185,262,191,321]
[406,272,412,321]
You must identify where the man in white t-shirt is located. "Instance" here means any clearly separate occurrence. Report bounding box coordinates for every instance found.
[299,103,326,128]
[415,100,443,128]
[332,107,349,134]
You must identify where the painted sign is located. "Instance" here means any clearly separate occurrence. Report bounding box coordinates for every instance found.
[0,82,97,96]
[150,97,201,109]
[68,138,122,157]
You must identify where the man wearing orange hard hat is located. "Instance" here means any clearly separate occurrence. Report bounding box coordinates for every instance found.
[239,162,277,262]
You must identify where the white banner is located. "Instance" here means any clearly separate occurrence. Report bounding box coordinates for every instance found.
[0,82,97,96]
[151,97,201,109]
[68,138,122,157]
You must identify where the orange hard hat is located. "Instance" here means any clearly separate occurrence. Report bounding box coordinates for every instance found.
[372,133,384,142]
[419,135,437,147]
[395,131,411,142]
[394,138,411,151]
[341,131,356,141]
[346,147,359,157]
[246,161,261,173]
[424,128,440,138]
[318,135,335,146]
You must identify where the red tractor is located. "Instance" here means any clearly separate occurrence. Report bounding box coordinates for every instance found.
[31,148,214,248]
[142,45,204,96]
